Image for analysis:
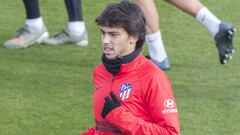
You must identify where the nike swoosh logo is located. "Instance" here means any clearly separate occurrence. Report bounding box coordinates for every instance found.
[149,39,157,43]
[95,86,101,90]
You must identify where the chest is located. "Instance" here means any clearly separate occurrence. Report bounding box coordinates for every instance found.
[93,72,149,119]
[95,72,142,102]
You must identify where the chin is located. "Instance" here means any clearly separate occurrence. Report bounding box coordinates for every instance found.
[105,54,115,60]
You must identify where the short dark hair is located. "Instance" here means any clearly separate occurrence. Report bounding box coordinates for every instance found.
[95,0,146,48]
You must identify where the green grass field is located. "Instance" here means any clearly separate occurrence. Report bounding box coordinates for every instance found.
[0,0,239,135]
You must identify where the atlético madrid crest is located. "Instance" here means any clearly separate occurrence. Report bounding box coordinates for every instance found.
[119,83,132,100]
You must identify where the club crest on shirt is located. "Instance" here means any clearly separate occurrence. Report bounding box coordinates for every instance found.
[119,83,132,100]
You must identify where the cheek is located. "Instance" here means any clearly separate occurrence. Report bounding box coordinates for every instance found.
[113,41,124,51]
[112,36,130,52]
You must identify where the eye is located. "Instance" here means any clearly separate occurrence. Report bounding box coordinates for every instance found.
[111,33,119,37]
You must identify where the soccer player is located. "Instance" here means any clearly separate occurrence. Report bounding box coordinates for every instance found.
[81,1,180,135]
[133,0,236,70]
[3,0,88,48]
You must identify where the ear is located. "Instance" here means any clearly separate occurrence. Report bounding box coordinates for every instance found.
[129,35,139,45]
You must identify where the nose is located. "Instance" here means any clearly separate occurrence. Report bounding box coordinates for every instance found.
[102,34,110,44]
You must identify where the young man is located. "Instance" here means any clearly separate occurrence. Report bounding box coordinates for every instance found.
[133,0,236,69]
[82,1,180,135]
[3,0,88,48]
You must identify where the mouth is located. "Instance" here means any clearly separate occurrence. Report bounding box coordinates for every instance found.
[103,46,113,55]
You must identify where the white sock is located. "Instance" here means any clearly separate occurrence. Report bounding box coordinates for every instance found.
[67,21,86,36]
[196,7,221,37]
[146,31,167,62]
[25,17,44,31]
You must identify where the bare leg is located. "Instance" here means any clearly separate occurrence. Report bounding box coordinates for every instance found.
[133,0,236,65]
[132,0,159,34]
[165,0,203,17]
[133,0,170,70]
[165,0,236,64]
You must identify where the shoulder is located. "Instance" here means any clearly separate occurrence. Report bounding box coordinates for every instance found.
[93,64,105,78]
[137,58,167,79]
[136,59,171,92]
[94,64,105,73]
[93,64,112,80]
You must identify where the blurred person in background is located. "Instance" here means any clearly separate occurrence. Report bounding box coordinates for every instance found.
[4,0,88,48]
[133,0,236,70]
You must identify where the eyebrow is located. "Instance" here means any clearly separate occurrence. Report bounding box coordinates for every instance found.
[100,28,120,35]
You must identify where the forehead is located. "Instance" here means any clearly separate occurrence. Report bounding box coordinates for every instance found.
[100,26,127,33]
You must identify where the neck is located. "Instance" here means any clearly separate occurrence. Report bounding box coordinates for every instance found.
[102,48,142,74]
